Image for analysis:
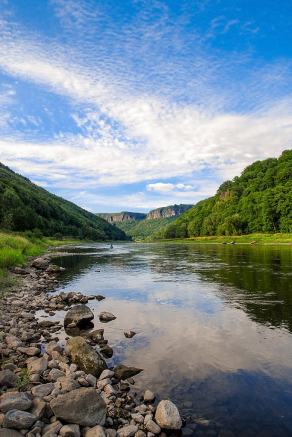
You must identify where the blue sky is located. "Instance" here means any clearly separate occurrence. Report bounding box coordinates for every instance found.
[0,0,291,212]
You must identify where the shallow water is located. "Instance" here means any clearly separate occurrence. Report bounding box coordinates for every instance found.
[52,242,292,436]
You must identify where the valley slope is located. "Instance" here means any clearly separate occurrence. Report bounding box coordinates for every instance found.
[0,163,126,240]
[156,150,292,239]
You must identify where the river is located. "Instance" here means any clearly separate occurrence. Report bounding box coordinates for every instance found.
[52,242,292,437]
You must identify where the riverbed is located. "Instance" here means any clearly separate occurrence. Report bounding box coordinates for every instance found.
[52,242,292,437]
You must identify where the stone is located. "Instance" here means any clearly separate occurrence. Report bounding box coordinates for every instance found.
[68,337,107,377]
[60,424,81,437]
[85,425,107,437]
[99,369,114,380]
[90,329,104,343]
[106,430,117,437]
[17,346,40,356]
[0,392,32,413]
[0,369,17,387]
[134,432,146,437]
[124,331,136,339]
[114,365,143,380]
[27,356,48,374]
[64,305,94,328]
[50,387,106,427]
[146,420,161,434]
[99,312,116,323]
[0,430,23,437]
[117,425,138,437]
[100,345,113,358]
[32,257,50,269]
[3,409,37,429]
[131,413,144,424]
[155,400,182,430]
[31,383,54,397]
[143,390,155,402]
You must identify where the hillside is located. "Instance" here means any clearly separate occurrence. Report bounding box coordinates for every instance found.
[0,163,126,241]
[116,217,175,240]
[156,150,292,239]
[97,212,146,223]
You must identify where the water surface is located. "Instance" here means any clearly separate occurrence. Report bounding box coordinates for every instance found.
[53,242,292,436]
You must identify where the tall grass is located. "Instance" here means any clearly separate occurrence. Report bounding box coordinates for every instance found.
[0,233,44,269]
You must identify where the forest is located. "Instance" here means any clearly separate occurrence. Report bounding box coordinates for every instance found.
[156,150,292,239]
[0,163,126,241]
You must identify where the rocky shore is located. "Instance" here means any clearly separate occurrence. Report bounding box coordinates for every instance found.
[0,253,183,437]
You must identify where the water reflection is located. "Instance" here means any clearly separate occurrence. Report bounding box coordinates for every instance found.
[52,243,292,436]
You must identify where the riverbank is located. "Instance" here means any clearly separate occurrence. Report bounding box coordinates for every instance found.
[150,233,292,245]
[0,251,183,436]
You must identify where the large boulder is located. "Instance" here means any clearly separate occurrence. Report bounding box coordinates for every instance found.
[50,387,106,427]
[155,400,182,430]
[64,305,94,328]
[0,392,32,413]
[114,365,143,380]
[67,336,107,377]
[31,256,50,270]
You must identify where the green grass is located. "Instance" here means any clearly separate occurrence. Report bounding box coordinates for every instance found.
[153,233,292,244]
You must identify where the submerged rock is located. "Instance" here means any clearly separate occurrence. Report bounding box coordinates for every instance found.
[124,331,136,338]
[64,304,94,328]
[99,312,116,323]
[114,365,143,380]
[50,387,106,427]
[67,336,107,377]
[155,400,182,430]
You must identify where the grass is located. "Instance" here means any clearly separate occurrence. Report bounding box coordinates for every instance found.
[152,233,292,245]
[0,231,82,297]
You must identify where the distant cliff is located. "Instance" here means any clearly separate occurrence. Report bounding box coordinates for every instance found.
[146,204,193,220]
[98,204,193,224]
[97,212,146,223]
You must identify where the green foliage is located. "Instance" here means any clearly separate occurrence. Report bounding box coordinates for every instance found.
[0,163,126,240]
[16,368,29,391]
[116,217,176,240]
[157,150,292,239]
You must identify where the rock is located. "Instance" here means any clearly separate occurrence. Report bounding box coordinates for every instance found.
[90,329,104,343]
[117,425,138,437]
[64,305,94,328]
[146,420,161,434]
[50,387,106,427]
[100,345,113,358]
[3,409,37,429]
[134,432,146,437]
[114,365,143,380]
[0,392,32,413]
[106,430,117,437]
[143,390,155,402]
[0,430,23,437]
[31,257,50,269]
[0,369,17,387]
[99,369,114,380]
[31,383,54,397]
[17,346,40,356]
[155,400,182,430]
[27,356,48,374]
[68,337,107,377]
[99,312,116,323]
[60,424,81,437]
[85,425,107,437]
[124,331,136,339]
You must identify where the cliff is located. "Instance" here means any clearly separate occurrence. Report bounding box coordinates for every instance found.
[146,204,193,220]
[97,212,146,223]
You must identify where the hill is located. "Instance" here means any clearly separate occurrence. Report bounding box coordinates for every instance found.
[0,163,126,241]
[156,150,292,239]
[115,217,175,240]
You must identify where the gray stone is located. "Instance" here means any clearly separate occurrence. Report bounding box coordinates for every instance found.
[0,369,17,387]
[114,365,143,380]
[68,336,107,377]
[27,356,48,374]
[155,400,182,430]
[146,420,161,434]
[31,383,54,397]
[50,387,106,427]
[117,425,138,437]
[64,305,94,328]
[0,392,32,413]
[99,312,116,323]
[3,409,37,429]
[0,430,23,437]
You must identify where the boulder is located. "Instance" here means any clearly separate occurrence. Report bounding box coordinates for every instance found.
[50,387,106,427]
[64,305,94,328]
[31,382,54,397]
[0,430,23,437]
[117,425,138,437]
[31,257,50,270]
[0,369,17,387]
[3,409,37,429]
[60,424,81,437]
[155,400,182,430]
[99,312,116,323]
[0,392,32,413]
[114,365,143,380]
[27,356,48,375]
[68,337,107,377]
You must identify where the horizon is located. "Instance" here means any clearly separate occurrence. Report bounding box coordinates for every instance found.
[0,1,292,213]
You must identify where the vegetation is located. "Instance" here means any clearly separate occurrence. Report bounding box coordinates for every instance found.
[0,163,126,241]
[115,217,176,240]
[154,233,292,244]
[156,150,292,239]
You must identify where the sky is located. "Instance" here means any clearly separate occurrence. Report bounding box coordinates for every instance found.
[0,0,291,213]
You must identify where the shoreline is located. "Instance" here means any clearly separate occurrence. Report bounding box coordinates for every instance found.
[0,250,183,436]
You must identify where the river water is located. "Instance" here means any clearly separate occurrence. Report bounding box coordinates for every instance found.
[52,242,292,436]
